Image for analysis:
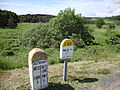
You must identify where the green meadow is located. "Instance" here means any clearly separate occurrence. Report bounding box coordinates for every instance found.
[0,22,120,70]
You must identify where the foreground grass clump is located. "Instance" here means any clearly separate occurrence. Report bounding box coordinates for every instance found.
[0,47,31,70]
[97,69,111,75]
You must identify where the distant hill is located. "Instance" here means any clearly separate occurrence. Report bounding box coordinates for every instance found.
[83,15,120,24]
[20,14,55,16]
[104,15,120,21]
[18,14,55,23]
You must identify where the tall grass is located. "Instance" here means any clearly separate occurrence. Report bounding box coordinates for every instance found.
[0,23,120,70]
[0,23,36,69]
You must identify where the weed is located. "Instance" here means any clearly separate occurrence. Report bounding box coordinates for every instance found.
[97,69,111,74]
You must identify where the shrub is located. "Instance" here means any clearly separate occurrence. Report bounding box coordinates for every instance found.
[19,23,53,48]
[95,18,105,28]
[97,69,111,74]
[49,8,94,47]
[108,23,115,30]
[105,31,120,45]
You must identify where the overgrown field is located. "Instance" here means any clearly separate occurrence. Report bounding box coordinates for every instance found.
[0,23,36,69]
[0,23,120,70]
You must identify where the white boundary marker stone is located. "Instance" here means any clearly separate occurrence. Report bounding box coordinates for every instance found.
[60,39,73,81]
[28,48,48,90]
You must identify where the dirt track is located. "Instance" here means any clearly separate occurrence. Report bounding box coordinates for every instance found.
[99,73,120,90]
[0,60,120,90]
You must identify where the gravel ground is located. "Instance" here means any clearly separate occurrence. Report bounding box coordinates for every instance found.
[99,73,120,90]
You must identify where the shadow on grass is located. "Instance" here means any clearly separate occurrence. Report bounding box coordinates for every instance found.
[45,82,74,90]
[75,78,99,83]
[17,82,74,90]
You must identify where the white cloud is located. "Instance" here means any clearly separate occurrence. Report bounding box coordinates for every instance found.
[116,9,120,14]
[114,0,120,3]
[0,0,120,17]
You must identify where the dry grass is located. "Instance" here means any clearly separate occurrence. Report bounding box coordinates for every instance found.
[1,57,120,89]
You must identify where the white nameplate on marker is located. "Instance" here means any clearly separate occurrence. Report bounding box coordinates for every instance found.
[60,39,73,59]
[32,60,48,89]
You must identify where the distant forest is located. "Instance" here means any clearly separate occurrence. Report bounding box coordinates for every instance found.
[105,15,120,21]
[0,9,19,28]
[18,14,55,23]
[18,14,120,24]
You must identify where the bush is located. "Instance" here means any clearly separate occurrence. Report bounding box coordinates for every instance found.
[95,18,105,28]
[115,44,120,53]
[108,23,115,30]
[97,69,111,74]
[19,23,53,48]
[105,31,120,45]
[49,8,94,47]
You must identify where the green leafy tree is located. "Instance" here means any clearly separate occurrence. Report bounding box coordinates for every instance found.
[7,17,17,28]
[96,18,105,28]
[49,8,94,47]
[0,9,18,28]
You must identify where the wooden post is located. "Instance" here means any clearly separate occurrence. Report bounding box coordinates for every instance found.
[28,48,48,90]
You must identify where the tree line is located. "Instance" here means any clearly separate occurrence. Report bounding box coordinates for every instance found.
[0,9,19,28]
[105,15,120,21]
[18,14,55,23]
[0,9,55,29]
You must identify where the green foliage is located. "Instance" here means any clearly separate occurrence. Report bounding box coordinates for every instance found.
[19,23,52,48]
[105,31,120,45]
[114,21,120,25]
[50,8,94,47]
[0,9,19,28]
[19,14,55,23]
[97,69,111,74]
[108,23,115,30]
[0,16,120,70]
[20,8,94,48]
[16,84,31,90]
[105,15,120,21]
[50,8,94,46]
[45,48,60,64]
[95,18,105,28]
[84,17,95,24]
[0,23,35,70]
[7,17,17,28]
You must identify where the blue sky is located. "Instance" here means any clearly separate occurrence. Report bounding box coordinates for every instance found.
[0,0,120,17]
